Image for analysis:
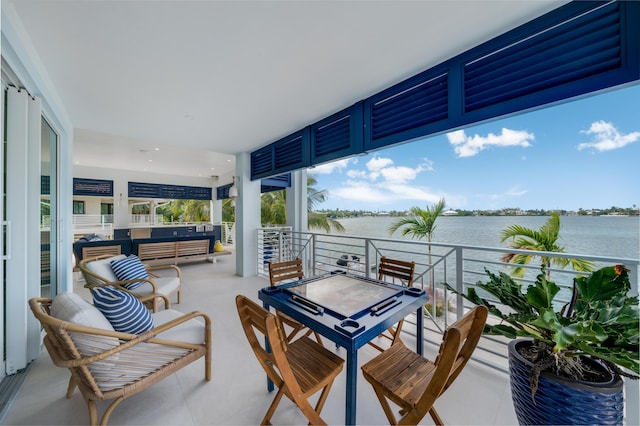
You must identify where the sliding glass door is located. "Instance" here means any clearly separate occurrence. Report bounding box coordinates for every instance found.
[40,118,58,299]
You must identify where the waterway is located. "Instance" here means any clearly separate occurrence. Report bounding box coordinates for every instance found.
[335,215,640,261]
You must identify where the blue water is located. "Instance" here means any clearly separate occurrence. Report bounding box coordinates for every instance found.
[334,215,640,260]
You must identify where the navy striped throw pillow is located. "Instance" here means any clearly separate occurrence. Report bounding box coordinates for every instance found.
[91,286,154,334]
[110,255,149,290]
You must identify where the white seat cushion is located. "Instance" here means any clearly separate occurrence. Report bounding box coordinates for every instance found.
[85,254,126,284]
[130,276,180,298]
[152,309,206,345]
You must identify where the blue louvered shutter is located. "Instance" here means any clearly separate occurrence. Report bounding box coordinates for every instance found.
[311,103,363,165]
[250,146,273,180]
[364,71,448,152]
[461,1,634,121]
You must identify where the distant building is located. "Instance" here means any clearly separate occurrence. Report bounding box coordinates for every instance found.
[443,209,458,216]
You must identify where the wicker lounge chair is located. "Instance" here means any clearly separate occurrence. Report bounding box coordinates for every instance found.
[80,254,181,311]
[29,294,211,426]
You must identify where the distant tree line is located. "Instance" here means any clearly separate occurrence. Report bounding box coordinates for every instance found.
[317,205,639,218]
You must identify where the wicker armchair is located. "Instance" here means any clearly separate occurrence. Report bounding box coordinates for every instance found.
[79,254,181,311]
[29,294,212,426]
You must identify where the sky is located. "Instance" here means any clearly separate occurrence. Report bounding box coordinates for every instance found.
[308,84,640,212]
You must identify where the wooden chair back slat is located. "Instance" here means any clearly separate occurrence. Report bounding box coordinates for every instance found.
[368,257,416,352]
[378,256,415,286]
[268,258,304,286]
[267,259,323,346]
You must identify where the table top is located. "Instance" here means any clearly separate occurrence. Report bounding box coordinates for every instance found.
[259,272,428,349]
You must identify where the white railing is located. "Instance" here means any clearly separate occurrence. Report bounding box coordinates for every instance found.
[257,226,293,276]
[70,214,114,239]
[221,221,235,245]
[128,214,164,226]
[256,228,639,373]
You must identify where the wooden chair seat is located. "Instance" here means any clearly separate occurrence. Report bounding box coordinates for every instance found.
[362,305,488,425]
[368,256,416,351]
[236,295,344,425]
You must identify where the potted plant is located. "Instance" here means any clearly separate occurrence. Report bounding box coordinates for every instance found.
[449,264,639,425]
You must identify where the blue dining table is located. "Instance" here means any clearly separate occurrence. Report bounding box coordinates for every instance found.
[259,272,428,425]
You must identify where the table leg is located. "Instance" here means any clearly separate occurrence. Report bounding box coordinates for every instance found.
[416,305,424,356]
[345,347,358,425]
[262,302,275,392]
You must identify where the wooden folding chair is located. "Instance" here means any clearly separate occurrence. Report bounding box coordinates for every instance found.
[235,295,344,426]
[268,258,323,345]
[368,256,416,352]
[362,305,488,425]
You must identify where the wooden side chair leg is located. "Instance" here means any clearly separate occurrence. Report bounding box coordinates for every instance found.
[294,396,326,426]
[390,319,405,346]
[313,331,323,346]
[429,407,444,426]
[371,383,398,425]
[313,382,336,419]
[262,386,286,426]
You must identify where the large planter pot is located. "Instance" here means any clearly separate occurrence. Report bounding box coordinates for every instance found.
[508,339,624,425]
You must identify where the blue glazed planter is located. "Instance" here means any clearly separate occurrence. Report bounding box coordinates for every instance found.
[509,340,624,425]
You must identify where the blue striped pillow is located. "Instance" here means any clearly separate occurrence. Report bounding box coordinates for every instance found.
[110,255,148,290]
[91,286,154,334]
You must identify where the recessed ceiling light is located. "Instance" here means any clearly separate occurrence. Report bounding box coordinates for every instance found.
[148,159,153,162]
[154,147,160,151]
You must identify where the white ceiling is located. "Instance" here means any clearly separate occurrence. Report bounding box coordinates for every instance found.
[7,0,565,179]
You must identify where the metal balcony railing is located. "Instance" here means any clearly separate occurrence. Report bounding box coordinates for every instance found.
[256,228,639,373]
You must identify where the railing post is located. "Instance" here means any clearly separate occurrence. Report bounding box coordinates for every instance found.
[456,246,464,320]
[365,238,371,279]
[312,233,317,276]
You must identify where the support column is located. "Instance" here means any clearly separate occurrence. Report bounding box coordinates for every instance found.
[286,169,308,233]
[234,152,261,277]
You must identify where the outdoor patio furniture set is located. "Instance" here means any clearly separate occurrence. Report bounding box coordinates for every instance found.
[30,255,487,425]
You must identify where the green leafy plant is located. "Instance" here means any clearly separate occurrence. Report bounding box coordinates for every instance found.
[448,265,639,397]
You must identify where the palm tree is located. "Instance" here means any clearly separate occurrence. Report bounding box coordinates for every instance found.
[221,198,235,223]
[261,190,287,226]
[261,177,344,232]
[500,212,595,278]
[388,198,446,256]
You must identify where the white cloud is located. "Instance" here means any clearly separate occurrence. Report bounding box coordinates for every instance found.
[577,120,640,152]
[380,165,423,184]
[366,156,394,172]
[310,158,357,174]
[446,128,534,157]
[346,169,367,179]
[328,157,450,207]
